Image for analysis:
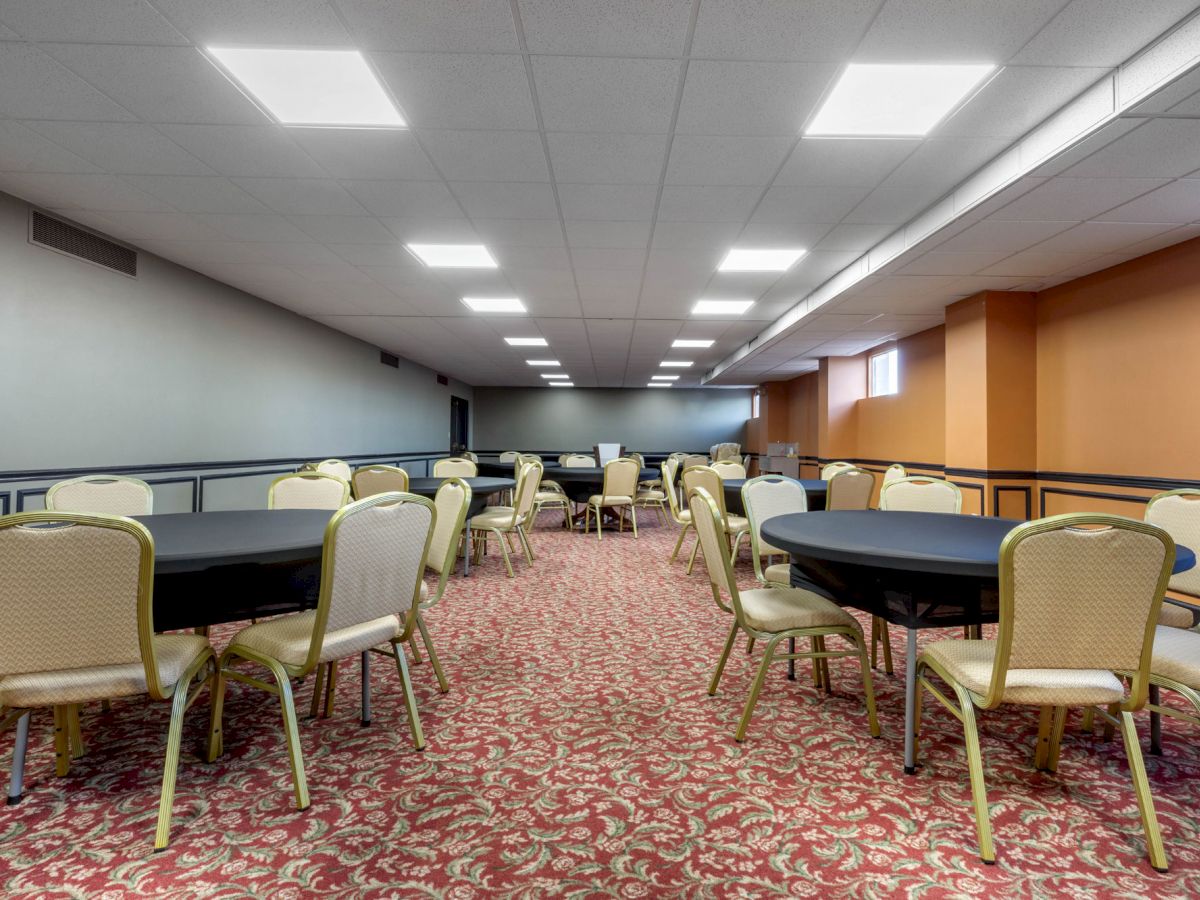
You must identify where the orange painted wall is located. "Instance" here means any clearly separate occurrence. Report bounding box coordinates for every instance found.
[787,373,819,457]
[856,326,946,465]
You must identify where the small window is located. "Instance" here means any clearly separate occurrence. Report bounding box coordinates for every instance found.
[869,348,898,397]
[751,391,761,418]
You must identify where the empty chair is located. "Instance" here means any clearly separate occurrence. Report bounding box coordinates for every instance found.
[411,479,472,693]
[742,476,808,589]
[533,477,572,529]
[313,459,352,482]
[681,465,750,574]
[432,457,478,478]
[208,493,436,813]
[820,461,855,480]
[880,476,962,513]
[883,463,907,485]
[0,512,215,849]
[1145,489,1200,628]
[45,475,153,516]
[470,460,542,577]
[352,464,409,499]
[916,514,1175,871]
[564,454,596,467]
[689,485,878,742]
[498,451,520,463]
[268,472,350,510]
[461,450,478,463]
[683,454,709,470]
[742,454,751,472]
[824,467,876,511]
[711,460,747,480]
[662,458,696,563]
[710,442,741,462]
[584,457,641,540]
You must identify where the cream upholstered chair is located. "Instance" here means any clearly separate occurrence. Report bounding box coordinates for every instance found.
[352,465,409,499]
[1145,489,1200,628]
[681,465,750,574]
[313,459,352,482]
[584,457,641,540]
[432,457,478,478]
[564,454,595,468]
[880,476,962,513]
[916,514,1174,871]
[683,454,709,470]
[663,459,695,562]
[742,454,751,472]
[499,451,520,463]
[534,479,572,529]
[690,486,879,742]
[742,476,808,589]
[268,472,350,510]
[710,442,741,462]
[825,467,876,511]
[461,450,478,463]
[821,461,855,480]
[0,512,215,849]
[883,463,907,485]
[208,493,435,811]
[711,460,747,481]
[45,475,153,516]
[411,478,472,693]
[470,460,541,577]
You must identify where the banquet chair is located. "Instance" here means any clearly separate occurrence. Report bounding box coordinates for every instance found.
[1145,489,1200,628]
[663,459,696,562]
[710,442,741,462]
[45,475,153,516]
[880,476,962,514]
[742,454,752,473]
[681,465,750,574]
[635,457,669,525]
[825,467,876,511]
[584,457,641,540]
[821,461,855,480]
[690,486,879,742]
[711,460,747,480]
[564,454,595,467]
[499,451,520,463]
[207,493,435,812]
[268,472,350,510]
[312,459,352,483]
[461,450,478,463]
[683,454,709,470]
[534,478,572,529]
[470,460,541,577]
[0,512,215,850]
[411,478,472,693]
[883,463,908,485]
[915,514,1173,871]
[432,457,478,478]
[352,465,409,499]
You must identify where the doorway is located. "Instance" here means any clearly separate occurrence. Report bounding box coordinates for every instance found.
[450,395,469,453]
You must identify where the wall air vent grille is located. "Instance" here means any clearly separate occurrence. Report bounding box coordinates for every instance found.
[381,351,400,368]
[29,210,137,277]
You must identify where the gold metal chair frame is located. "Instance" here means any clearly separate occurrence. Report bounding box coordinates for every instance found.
[470,461,541,577]
[412,478,473,694]
[914,513,1174,871]
[681,465,749,574]
[44,474,154,515]
[432,457,478,478]
[663,459,696,564]
[820,461,855,480]
[584,458,640,541]
[208,493,436,813]
[0,512,216,850]
[351,464,410,499]
[879,475,963,513]
[268,471,351,509]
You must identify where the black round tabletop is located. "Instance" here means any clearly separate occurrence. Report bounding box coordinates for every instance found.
[722,478,827,516]
[407,476,513,517]
[134,509,331,575]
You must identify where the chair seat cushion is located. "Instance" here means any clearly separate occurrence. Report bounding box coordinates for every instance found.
[738,587,858,633]
[675,509,692,523]
[535,491,568,502]
[726,514,750,533]
[1158,602,1194,629]
[921,638,1125,706]
[1151,624,1200,688]
[229,610,400,668]
[472,507,522,529]
[637,489,666,500]
[764,562,791,585]
[589,495,633,506]
[0,634,210,708]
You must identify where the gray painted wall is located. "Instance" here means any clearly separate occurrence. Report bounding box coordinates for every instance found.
[0,191,472,472]
[472,387,749,453]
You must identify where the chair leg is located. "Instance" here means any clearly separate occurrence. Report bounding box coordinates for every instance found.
[669,523,691,563]
[360,651,372,727]
[957,688,995,864]
[596,505,603,541]
[630,506,638,538]
[852,631,881,738]
[816,636,832,694]
[686,536,702,574]
[735,636,780,742]
[7,711,30,805]
[880,619,894,675]
[708,622,739,696]
[516,527,535,565]
[390,642,426,751]
[1149,684,1163,755]
[206,666,226,762]
[324,662,337,718]
[308,662,327,719]
[67,704,84,759]
[154,657,211,851]
[870,617,879,669]
[1035,705,1054,770]
[746,635,756,655]
[496,530,515,577]
[271,661,310,810]
[809,637,821,688]
[416,614,449,693]
[53,706,71,777]
[1046,706,1068,773]
[1117,708,1169,872]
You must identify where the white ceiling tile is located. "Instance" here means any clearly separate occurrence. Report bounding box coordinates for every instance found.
[569,248,645,270]
[373,52,536,130]
[25,122,214,176]
[419,129,549,182]
[690,0,879,61]
[657,185,762,222]
[0,44,136,120]
[288,215,397,244]
[1092,179,1200,224]
[0,121,100,174]
[338,0,519,52]
[286,129,438,180]
[340,179,462,218]
[138,238,267,266]
[676,60,836,136]
[565,220,653,249]
[532,56,681,133]
[665,134,793,186]
[993,176,1172,221]
[151,0,351,45]
[470,218,565,247]
[1031,221,1187,254]
[1110,224,1200,258]
[843,187,930,225]
[937,67,1110,140]
[450,181,558,219]
[775,139,916,188]
[546,132,668,184]
[1011,0,1200,67]
[153,125,327,178]
[737,222,835,246]
[379,218,479,243]
[192,213,312,242]
[125,174,273,214]
[1061,119,1200,179]
[42,44,263,124]
[751,185,872,223]
[650,220,744,249]
[492,245,572,269]
[815,224,894,253]
[856,0,1065,61]
[0,0,187,43]
[894,250,1012,275]
[243,242,344,266]
[232,177,368,215]
[72,209,224,242]
[327,243,417,267]
[559,183,657,221]
[518,0,690,55]
[0,172,169,211]
[978,249,1100,276]
[882,137,1010,191]
[935,218,1078,253]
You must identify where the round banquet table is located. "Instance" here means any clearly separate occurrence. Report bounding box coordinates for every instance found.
[406,476,513,518]
[475,460,523,478]
[759,510,1197,774]
[721,477,827,516]
[540,465,658,503]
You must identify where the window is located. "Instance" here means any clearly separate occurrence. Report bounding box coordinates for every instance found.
[869,348,898,397]
[751,391,761,418]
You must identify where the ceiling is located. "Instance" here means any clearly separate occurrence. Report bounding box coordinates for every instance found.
[0,1,1198,388]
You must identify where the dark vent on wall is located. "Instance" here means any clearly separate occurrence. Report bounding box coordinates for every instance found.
[380,351,400,368]
[436,373,449,386]
[29,211,137,277]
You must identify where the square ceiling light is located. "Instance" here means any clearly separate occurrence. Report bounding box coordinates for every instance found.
[647,383,671,388]
[462,297,525,313]
[207,47,405,127]
[718,248,806,272]
[651,375,679,381]
[693,300,754,315]
[407,244,497,268]
[660,361,692,368]
[672,339,714,348]
[526,359,559,366]
[806,63,995,137]
[549,382,574,387]
[541,373,569,379]
[505,337,547,346]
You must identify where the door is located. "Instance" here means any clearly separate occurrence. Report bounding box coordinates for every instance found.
[450,395,469,453]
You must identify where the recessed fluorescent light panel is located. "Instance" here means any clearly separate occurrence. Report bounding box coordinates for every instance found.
[549,382,574,387]
[647,383,671,388]
[526,359,559,366]
[806,63,995,137]
[693,300,754,315]
[207,47,405,128]
[541,373,569,380]
[505,337,547,346]
[672,339,714,348]
[718,248,806,272]
[407,244,497,268]
[660,361,693,368]
[462,297,525,313]
[651,375,679,381]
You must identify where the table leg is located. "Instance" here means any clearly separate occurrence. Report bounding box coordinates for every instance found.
[904,627,918,775]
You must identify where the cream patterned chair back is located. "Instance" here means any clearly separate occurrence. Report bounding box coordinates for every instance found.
[462,450,478,463]
[980,515,1172,710]
[564,454,596,468]
[269,473,350,510]
[1146,489,1200,598]
[499,451,520,463]
[682,465,729,522]
[629,452,646,469]
[662,459,685,521]
[821,461,855,480]
[46,475,153,516]
[425,478,471,604]
[687,487,741,618]
[711,460,747,480]
[683,454,709,470]
[557,454,570,465]
[880,477,962,514]
[314,459,352,482]
[433,457,478,478]
[352,465,409,499]
[711,442,742,462]
[305,494,434,674]
[825,467,876,511]
[512,461,544,524]
[742,476,808,559]
[883,463,907,485]
[601,458,640,501]
[0,512,172,699]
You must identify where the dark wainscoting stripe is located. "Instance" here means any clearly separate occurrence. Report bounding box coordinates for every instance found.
[16,476,200,513]
[0,492,9,515]
[1039,487,1150,518]
[994,485,1033,520]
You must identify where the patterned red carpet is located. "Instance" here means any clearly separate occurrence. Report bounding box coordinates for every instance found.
[3,511,1200,898]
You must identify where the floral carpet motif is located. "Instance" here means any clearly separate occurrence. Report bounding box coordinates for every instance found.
[2,511,1200,898]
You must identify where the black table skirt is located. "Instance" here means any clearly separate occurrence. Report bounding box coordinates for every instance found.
[539,466,658,503]
[407,476,513,518]
[721,478,827,516]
